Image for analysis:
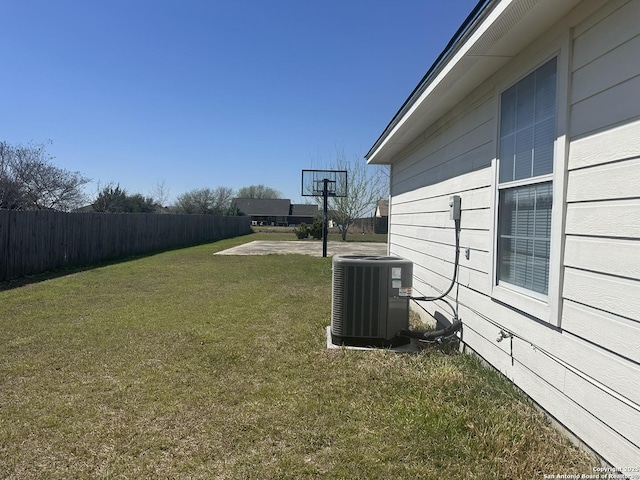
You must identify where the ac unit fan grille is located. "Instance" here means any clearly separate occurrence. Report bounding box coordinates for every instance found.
[332,264,380,338]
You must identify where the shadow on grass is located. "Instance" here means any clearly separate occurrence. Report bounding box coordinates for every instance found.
[0,233,254,292]
[0,251,174,292]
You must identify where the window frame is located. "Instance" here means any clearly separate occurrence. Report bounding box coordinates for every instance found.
[489,33,571,326]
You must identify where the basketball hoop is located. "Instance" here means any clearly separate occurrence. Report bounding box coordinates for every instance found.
[301,169,348,257]
[301,169,347,198]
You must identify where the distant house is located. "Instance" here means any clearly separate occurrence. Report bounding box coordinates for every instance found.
[289,203,320,226]
[366,0,640,467]
[232,198,319,226]
[233,198,290,226]
[374,199,389,234]
[375,199,388,218]
[73,205,95,213]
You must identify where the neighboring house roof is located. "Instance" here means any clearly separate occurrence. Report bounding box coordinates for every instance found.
[366,0,582,165]
[232,198,291,216]
[73,205,95,213]
[376,200,389,218]
[290,204,319,216]
[155,206,172,214]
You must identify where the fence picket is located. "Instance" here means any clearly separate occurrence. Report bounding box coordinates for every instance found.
[0,211,251,281]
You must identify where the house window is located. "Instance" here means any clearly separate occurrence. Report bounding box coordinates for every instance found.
[497,58,557,296]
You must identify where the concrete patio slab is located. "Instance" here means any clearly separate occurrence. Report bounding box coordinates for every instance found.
[215,240,388,257]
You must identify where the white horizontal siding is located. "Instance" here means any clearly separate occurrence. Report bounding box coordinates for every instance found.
[389,224,489,252]
[572,0,640,70]
[393,119,493,183]
[570,73,640,138]
[565,0,640,326]
[393,142,494,197]
[392,169,492,203]
[509,336,640,452]
[410,263,488,299]
[457,289,640,408]
[570,1,640,139]
[562,300,640,365]
[571,31,640,105]
[392,187,491,214]
[391,240,488,297]
[391,233,489,273]
[568,118,640,170]
[565,199,640,238]
[564,236,640,279]
[566,157,640,201]
[392,95,495,198]
[393,93,494,177]
[563,268,640,322]
[558,0,640,464]
[510,350,640,468]
[396,126,493,179]
[460,307,640,467]
[386,0,640,466]
[392,209,490,231]
[561,367,640,461]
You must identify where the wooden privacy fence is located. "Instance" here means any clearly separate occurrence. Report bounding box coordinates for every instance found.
[348,217,388,234]
[0,210,252,281]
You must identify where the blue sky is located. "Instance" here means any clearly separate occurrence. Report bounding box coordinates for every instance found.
[1,0,477,204]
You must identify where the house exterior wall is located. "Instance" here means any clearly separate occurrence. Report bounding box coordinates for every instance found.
[387,0,640,466]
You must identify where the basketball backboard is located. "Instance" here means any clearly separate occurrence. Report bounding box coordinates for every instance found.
[301,169,348,197]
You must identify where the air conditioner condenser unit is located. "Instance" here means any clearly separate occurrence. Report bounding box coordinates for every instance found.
[331,255,413,347]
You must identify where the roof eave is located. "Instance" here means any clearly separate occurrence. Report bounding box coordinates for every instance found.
[366,0,581,165]
[366,0,495,164]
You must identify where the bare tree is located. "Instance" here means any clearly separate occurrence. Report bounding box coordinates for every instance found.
[236,184,282,199]
[0,140,89,211]
[325,148,388,241]
[150,180,170,208]
[213,186,235,213]
[174,186,235,215]
[0,143,24,209]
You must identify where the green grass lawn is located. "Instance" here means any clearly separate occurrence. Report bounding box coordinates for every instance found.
[0,234,596,478]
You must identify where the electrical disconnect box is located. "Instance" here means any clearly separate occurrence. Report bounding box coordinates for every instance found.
[449,195,461,220]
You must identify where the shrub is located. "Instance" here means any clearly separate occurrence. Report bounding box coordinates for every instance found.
[293,223,309,239]
[310,219,323,240]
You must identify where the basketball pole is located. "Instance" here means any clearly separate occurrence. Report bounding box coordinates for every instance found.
[301,169,346,258]
[322,178,329,258]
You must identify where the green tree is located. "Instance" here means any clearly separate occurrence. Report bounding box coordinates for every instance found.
[225,202,245,216]
[92,183,156,213]
[92,183,127,212]
[126,193,157,213]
